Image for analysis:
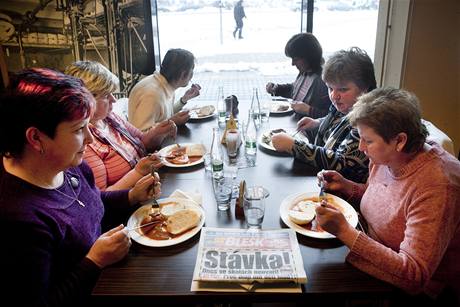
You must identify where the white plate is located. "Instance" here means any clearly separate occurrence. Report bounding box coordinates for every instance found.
[158,143,204,168]
[270,101,293,114]
[258,129,309,152]
[280,192,358,239]
[189,105,216,119]
[128,197,205,247]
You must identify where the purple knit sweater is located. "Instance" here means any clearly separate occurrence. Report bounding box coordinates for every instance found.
[0,161,129,306]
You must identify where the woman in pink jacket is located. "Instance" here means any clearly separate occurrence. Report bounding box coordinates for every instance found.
[317,87,460,305]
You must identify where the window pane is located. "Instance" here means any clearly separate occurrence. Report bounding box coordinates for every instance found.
[313,0,379,59]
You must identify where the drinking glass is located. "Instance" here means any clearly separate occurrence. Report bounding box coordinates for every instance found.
[243,186,266,228]
[200,139,212,172]
[213,178,233,211]
[224,163,239,198]
[260,101,270,125]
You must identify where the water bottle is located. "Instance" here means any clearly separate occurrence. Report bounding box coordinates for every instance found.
[250,88,261,129]
[245,110,257,167]
[216,86,226,126]
[210,128,224,180]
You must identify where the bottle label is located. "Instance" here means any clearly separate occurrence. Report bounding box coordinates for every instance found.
[212,161,223,172]
[245,140,256,149]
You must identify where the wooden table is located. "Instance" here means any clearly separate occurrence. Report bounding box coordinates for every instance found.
[91,102,397,306]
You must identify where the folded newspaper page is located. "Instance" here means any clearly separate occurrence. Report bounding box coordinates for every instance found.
[192,227,307,287]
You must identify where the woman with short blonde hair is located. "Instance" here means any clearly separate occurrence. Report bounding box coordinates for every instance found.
[65,61,176,191]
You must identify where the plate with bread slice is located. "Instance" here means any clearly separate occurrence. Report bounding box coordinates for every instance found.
[279,192,358,239]
[189,105,216,119]
[259,128,309,152]
[128,197,205,247]
[270,101,292,114]
[158,143,205,168]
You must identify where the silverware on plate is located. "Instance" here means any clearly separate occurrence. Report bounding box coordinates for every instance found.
[318,170,326,202]
[291,130,301,137]
[127,220,160,232]
[151,197,160,214]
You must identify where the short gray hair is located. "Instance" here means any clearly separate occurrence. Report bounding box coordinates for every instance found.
[160,48,195,83]
[348,87,428,153]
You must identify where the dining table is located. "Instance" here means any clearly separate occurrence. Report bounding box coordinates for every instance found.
[90,100,400,306]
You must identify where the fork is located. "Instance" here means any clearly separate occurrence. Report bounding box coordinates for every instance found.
[151,197,160,214]
[291,129,301,138]
[150,165,160,214]
[318,170,326,202]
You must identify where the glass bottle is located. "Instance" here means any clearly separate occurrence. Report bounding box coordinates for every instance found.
[216,86,226,126]
[245,109,257,167]
[210,128,224,180]
[250,87,261,129]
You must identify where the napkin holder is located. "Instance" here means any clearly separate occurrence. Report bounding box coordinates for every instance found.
[225,95,239,117]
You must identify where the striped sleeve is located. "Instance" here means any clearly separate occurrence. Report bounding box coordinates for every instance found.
[83,146,108,190]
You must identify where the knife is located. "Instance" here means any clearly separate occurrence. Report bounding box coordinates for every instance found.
[127,220,161,231]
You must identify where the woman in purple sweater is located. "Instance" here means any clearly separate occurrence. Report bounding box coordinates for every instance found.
[317,87,460,305]
[0,68,161,307]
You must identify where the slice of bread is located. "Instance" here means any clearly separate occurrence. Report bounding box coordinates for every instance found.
[166,208,201,235]
[186,144,205,157]
[288,209,315,225]
[160,202,186,218]
[197,105,215,116]
[289,200,317,225]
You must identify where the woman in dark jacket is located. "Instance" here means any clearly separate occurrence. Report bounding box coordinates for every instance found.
[266,33,332,119]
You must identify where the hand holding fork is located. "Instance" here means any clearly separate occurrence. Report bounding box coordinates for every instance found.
[150,165,161,214]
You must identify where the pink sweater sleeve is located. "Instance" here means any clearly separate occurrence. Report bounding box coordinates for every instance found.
[347,182,460,294]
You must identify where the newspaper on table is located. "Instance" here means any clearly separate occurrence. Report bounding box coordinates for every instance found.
[192,227,307,287]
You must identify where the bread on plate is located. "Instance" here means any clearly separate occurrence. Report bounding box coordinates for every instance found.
[185,144,205,157]
[160,202,186,218]
[197,105,215,116]
[166,209,201,235]
[288,200,317,225]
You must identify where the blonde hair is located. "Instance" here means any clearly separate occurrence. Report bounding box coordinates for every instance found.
[64,61,119,98]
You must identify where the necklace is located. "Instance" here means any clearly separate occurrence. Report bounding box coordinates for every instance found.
[39,172,85,207]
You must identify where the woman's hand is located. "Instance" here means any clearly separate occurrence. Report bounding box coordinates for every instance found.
[266,82,277,95]
[142,120,177,151]
[297,116,320,131]
[271,132,295,153]
[315,202,358,246]
[182,83,201,102]
[153,119,177,139]
[170,110,190,126]
[135,154,163,175]
[317,170,352,196]
[86,224,131,268]
[128,171,161,205]
[291,101,311,115]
